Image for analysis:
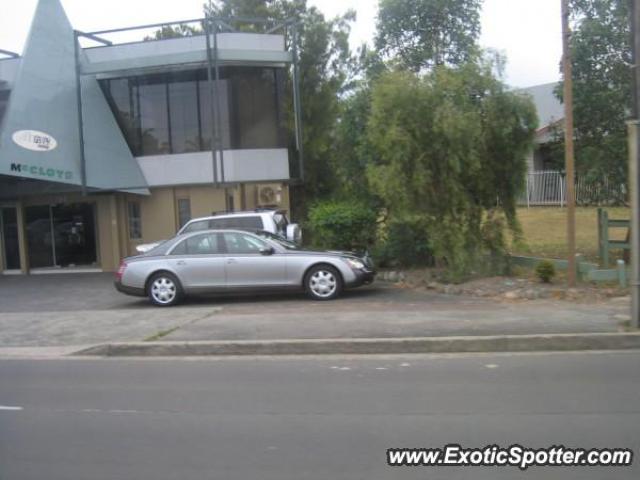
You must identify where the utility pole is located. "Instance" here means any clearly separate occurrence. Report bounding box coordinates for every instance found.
[629,0,640,329]
[561,0,577,287]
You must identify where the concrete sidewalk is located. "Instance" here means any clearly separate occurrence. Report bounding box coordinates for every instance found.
[0,273,634,357]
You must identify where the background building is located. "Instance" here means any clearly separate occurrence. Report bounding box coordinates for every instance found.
[0,0,301,273]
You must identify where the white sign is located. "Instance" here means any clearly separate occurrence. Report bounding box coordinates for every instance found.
[12,130,57,152]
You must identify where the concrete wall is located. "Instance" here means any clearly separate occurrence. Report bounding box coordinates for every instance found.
[136,149,290,187]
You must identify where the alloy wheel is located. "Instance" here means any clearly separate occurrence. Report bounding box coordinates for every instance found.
[151,277,177,305]
[309,270,337,298]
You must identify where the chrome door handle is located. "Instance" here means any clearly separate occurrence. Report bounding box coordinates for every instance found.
[176,260,187,266]
[227,258,237,264]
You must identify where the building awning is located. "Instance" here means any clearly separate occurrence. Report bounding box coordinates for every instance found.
[0,0,149,194]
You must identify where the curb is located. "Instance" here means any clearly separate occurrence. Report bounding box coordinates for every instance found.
[72,332,640,357]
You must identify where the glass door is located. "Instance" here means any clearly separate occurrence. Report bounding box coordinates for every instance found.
[52,203,97,267]
[1,207,21,270]
[24,203,97,269]
[25,205,54,268]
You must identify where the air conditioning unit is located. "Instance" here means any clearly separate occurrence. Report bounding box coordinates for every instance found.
[258,185,282,206]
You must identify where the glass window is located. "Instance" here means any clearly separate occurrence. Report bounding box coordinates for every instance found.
[177,233,220,255]
[181,219,208,234]
[127,202,142,239]
[0,87,10,127]
[102,78,141,154]
[198,78,231,150]
[139,82,170,155]
[273,213,288,234]
[209,216,262,230]
[169,241,186,255]
[228,67,280,149]
[169,80,200,153]
[223,232,267,254]
[100,67,287,156]
[177,198,191,228]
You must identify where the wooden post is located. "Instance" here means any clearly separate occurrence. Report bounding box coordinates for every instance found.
[597,208,603,262]
[602,210,610,268]
[629,0,640,328]
[617,259,628,288]
[562,0,577,286]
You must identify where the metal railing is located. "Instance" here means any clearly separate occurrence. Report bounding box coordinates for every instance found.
[519,170,626,206]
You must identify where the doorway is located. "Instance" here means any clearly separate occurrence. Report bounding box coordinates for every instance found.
[1,207,20,271]
[25,203,97,269]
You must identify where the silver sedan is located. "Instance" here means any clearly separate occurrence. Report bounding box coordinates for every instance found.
[114,229,375,306]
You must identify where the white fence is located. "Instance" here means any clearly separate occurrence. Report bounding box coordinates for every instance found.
[519,171,626,206]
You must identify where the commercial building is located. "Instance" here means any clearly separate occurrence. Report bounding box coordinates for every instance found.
[0,0,302,273]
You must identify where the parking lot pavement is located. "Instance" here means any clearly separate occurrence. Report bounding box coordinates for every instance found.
[0,273,629,348]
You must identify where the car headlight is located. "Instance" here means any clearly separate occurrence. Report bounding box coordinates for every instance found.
[344,258,365,270]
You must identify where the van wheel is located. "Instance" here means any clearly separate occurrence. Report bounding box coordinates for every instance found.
[304,265,342,300]
[147,272,183,307]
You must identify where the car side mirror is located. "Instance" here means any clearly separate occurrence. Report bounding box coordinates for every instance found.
[259,246,275,256]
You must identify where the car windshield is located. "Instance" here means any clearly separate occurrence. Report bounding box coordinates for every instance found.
[141,240,169,256]
[255,230,300,250]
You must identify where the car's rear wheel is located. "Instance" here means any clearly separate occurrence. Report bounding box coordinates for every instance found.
[147,272,183,307]
[304,265,342,300]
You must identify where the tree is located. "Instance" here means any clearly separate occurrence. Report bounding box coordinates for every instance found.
[375,0,482,72]
[143,24,201,41]
[366,59,537,276]
[556,0,631,199]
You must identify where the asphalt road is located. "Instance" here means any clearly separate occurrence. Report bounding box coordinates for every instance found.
[1,351,639,479]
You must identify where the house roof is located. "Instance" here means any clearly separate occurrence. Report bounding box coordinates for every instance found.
[519,82,564,130]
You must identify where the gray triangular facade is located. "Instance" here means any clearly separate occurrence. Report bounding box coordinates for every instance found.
[0,0,148,192]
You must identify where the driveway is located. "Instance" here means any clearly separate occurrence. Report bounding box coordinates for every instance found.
[0,273,629,348]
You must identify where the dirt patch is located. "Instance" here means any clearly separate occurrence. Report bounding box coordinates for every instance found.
[382,269,629,304]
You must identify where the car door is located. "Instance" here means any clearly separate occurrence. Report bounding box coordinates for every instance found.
[168,233,226,290]
[221,232,287,287]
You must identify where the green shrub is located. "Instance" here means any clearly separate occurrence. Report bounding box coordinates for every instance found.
[307,201,378,251]
[376,216,434,268]
[535,260,556,283]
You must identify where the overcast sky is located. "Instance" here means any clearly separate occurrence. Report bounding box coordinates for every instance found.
[0,0,562,88]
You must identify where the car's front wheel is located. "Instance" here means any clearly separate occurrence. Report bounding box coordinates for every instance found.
[304,265,342,300]
[147,272,183,307]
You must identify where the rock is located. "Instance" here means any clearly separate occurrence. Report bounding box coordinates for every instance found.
[387,271,398,282]
[611,296,631,303]
[504,291,519,300]
[613,313,631,322]
[523,289,539,300]
[397,272,406,282]
[426,282,439,290]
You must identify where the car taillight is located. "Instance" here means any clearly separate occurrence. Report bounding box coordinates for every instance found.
[115,261,127,281]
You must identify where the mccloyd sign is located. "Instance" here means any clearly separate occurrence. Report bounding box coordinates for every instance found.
[8,129,74,180]
[10,162,73,180]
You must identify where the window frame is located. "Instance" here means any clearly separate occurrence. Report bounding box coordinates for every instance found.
[127,201,142,240]
[221,231,270,255]
[176,197,192,229]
